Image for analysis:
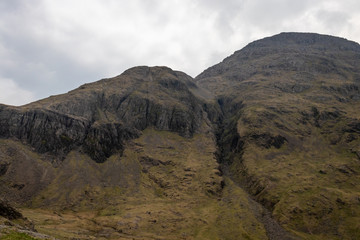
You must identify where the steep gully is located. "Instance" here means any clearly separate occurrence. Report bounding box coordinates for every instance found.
[211,97,299,240]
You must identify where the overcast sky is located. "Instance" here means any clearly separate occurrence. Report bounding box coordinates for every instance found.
[1,0,360,105]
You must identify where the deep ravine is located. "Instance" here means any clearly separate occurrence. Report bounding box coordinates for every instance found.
[212,100,300,240]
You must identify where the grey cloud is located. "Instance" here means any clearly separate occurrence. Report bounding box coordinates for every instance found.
[0,23,103,99]
[0,0,360,105]
[316,10,350,32]
[195,0,246,36]
[0,0,27,11]
[241,0,314,30]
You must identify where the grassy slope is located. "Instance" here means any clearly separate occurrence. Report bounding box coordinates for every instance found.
[0,232,36,240]
[1,129,269,239]
[224,71,360,239]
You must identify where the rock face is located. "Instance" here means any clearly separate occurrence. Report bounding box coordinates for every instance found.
[0,66,206,162]
[0,200,22,220]
[0,32,360,239]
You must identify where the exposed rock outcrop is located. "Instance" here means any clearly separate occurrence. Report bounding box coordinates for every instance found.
[0,200,22,220]
[0,66,206,162]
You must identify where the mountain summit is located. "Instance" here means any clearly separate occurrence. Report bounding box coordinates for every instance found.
[0,33,359,239]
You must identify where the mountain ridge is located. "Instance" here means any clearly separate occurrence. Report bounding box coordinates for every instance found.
[0,66,210,163]
[0,32,359,239]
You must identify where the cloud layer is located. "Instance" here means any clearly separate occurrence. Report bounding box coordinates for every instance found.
[1,0,360,105]
[0,77,35,105]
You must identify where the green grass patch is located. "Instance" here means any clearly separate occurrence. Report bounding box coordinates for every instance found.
[0,232,37,240]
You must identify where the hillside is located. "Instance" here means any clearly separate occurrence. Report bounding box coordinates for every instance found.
[0,66,273,239]
[0,32,359,239]
[196,32,360,239]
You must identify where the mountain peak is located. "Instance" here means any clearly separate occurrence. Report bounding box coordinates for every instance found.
[196,32,360,84]
[244,32,360,51]
[121,65,175,79]
[0,65,205,163]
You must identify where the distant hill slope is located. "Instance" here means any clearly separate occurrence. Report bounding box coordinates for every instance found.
[0,32,359,239]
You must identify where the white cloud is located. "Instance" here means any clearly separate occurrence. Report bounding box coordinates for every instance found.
[0,77,35,106]
[0,0,360,105]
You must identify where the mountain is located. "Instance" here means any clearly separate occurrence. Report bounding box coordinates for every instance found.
[0,32,359,239]
[0,66,206,163]
[196,32,360,239]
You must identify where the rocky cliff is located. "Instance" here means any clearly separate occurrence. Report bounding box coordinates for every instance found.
[0,66,207,163]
